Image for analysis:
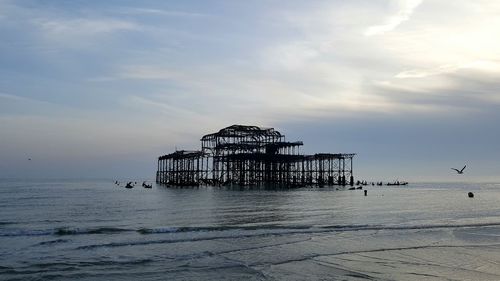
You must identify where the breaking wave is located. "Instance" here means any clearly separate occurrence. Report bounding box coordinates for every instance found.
[3,222,500,238]
[0,227,132,237]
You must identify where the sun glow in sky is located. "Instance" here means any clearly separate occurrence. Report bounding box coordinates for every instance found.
[1,0,500,181]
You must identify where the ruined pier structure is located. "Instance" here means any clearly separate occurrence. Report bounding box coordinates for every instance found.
[156,125,355,187]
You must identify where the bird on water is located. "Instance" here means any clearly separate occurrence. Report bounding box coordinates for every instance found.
[451,165,466,174]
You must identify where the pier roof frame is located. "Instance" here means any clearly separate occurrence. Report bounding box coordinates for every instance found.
[201,124,285,151]
[159,150,205,160]
[214,153,305,162]
[314,153,356,160]
[201,124,282,141]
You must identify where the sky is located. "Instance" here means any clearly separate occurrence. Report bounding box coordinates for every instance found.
[1,0,500,181]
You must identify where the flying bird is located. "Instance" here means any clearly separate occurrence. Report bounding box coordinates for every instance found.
[451,165,466,174]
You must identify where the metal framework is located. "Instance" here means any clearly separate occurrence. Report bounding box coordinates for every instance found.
[156,125,355,187]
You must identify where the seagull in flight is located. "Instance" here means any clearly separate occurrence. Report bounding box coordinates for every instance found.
[451,165,466,174]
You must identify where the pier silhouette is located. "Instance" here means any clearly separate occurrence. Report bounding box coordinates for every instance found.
[156,125,355,187]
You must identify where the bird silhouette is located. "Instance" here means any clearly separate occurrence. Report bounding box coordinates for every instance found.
[451,165,466,174]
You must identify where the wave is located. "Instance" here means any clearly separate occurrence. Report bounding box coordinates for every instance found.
[138,222,500,235]
[36,239,70,246]
[138,224,314,234]
[0,258,155,275]
[3,221,500,238]
[75,222,500,250]
[137,227,179,234]
[0,227,132,237]
[325,222,500,232]
[54,227,131,236]
[0,229,54,237]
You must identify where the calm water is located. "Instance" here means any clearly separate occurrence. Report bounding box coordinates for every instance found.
[2,180,500,280]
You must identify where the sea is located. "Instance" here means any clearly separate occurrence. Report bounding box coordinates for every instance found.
[1,180,500,281]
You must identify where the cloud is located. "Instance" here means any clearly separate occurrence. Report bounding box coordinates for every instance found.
[37,18,140,35]
[0,92,58,107]
[396,60,500,78]
[372,65,500,116]
[262,42,320,70]
[0,92,32,102]
[395,64,460,78]
[87,65,186,83]
[365,0,422,36]
[118,65,183,80]
[119,7,208,18]
[125,95,202,117]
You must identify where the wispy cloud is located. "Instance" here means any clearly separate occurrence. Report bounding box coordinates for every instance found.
[395,64,460,78]
[88,65,185,82]
[0,92,53,105]
[0,92,29,102]
[396,60,500,78]
[119,7,208,18]
[365,0,422,36]
[125,95,202,118]
[118,65,183,80]
[37,18,140,35]
[262,42,320,70]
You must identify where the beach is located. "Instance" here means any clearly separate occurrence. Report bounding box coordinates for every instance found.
[1,180,500,280]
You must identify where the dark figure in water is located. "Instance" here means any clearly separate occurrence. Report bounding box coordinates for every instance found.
[364,190,367,196]
[468,192,474,198]
[125,182,134,189]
